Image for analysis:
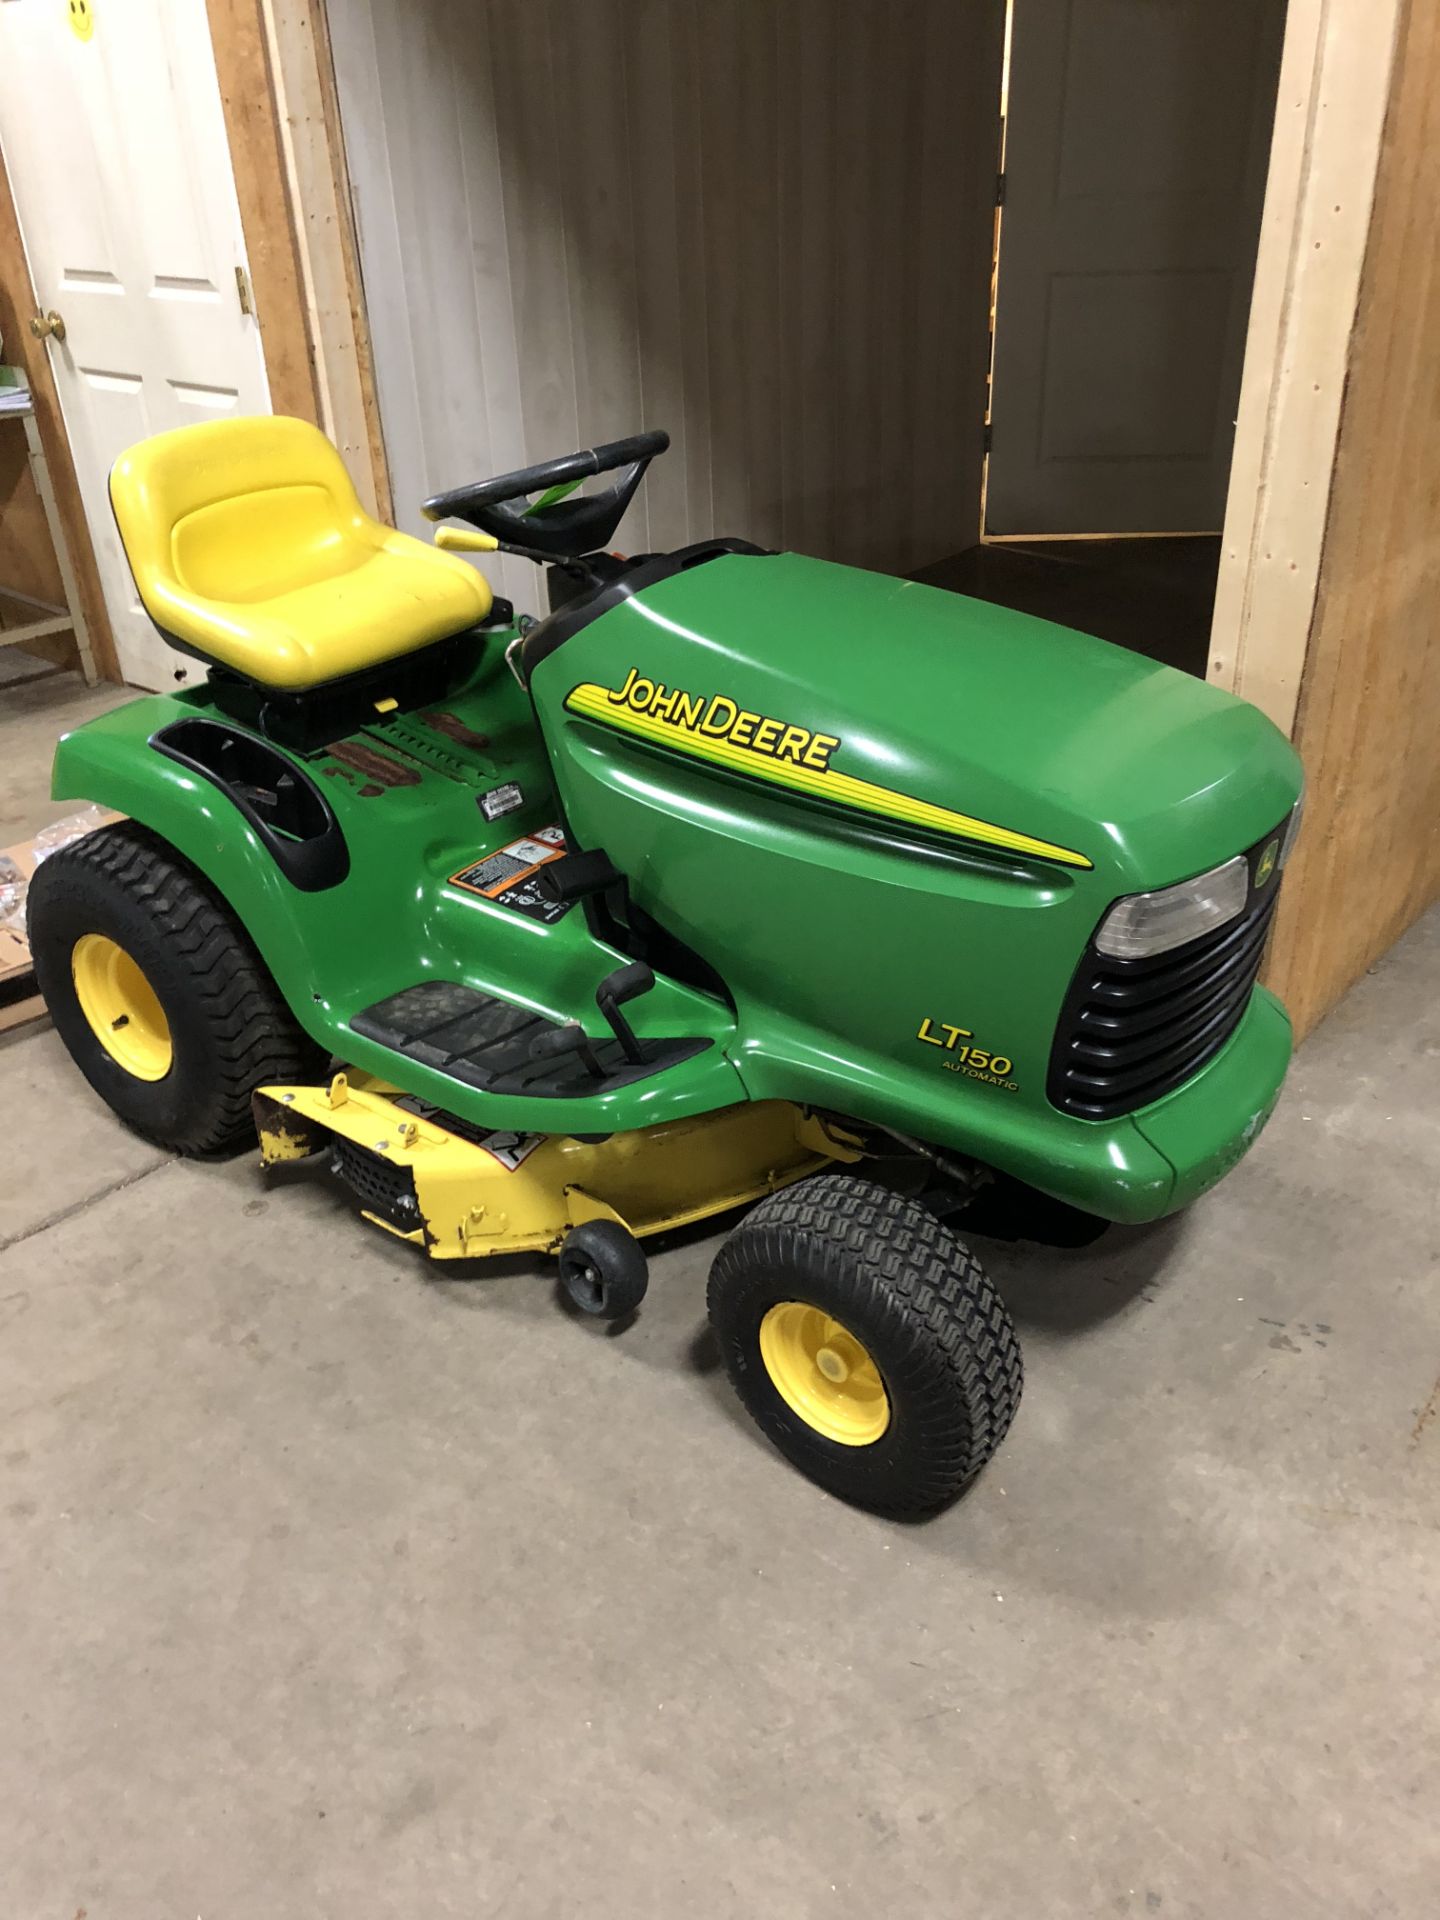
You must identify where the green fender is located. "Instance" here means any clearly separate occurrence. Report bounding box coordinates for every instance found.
[49,692,748,1138]
[52,706,340,1047]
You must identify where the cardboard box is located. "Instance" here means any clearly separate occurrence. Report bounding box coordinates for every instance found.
[0,810,121,1032]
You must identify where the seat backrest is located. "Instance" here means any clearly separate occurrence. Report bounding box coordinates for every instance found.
[109,415,494,696]
[110,414,380,617]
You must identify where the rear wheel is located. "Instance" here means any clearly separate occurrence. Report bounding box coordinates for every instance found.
[28,822,322,1155]
[707,1173,1022,1516]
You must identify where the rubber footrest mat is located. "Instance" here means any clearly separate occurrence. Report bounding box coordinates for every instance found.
[350,980,708,1097]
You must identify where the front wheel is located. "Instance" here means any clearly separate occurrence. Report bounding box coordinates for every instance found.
[707,1174,1022,1516]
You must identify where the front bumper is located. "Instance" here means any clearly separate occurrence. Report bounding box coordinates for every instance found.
[1024,984,1293,1223]
[1130,984,1292,1215]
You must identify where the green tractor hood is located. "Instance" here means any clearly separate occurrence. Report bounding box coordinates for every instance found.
[528,547,1302,1221]
[531,550,1300,893]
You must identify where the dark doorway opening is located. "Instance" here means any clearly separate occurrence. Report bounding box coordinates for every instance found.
[913,536,1220,677]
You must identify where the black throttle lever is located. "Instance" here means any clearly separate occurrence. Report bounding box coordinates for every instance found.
[594,961,654,1064]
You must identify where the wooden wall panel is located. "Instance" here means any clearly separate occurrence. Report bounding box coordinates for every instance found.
[327,0,1005,613]
[206,0,321,426]
[208,0,395,520]
[1209,0,1403,732]
[1265,0,1440,1036]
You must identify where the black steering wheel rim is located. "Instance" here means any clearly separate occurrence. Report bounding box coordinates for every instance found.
[421,430,669,560]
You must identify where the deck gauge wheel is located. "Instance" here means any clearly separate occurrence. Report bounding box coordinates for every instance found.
[558,1218,650,1320]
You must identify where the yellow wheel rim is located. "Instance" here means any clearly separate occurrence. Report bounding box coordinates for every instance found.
[71,933,173,1081]
[758,1301,890,1447]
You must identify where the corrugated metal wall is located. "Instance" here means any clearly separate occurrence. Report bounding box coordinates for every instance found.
[328,0,1004,612]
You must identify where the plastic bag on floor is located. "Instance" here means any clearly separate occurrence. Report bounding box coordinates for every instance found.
[0,853,24,932]
[31,803,111,866]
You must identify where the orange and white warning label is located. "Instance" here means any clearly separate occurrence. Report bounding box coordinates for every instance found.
[449,824,569,920]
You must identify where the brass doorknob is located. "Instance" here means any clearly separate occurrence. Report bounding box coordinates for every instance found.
[28,310,66,342]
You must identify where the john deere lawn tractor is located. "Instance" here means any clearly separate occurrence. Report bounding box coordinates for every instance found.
[28,417,1302,1515]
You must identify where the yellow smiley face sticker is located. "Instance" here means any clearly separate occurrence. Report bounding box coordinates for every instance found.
[67,0,94,42]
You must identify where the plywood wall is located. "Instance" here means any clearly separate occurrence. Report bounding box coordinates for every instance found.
[206,0,323,428]
[1208,0,1403,730]
[1265,0,1440,1036]
[327,0,1004,612]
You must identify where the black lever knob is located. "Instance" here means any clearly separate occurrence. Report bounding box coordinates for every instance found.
[594,961,654,1064]
[529,1020,604,1080]
[537,848,623,905]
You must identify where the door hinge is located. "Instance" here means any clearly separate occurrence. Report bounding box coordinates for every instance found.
[983,420,994,454]
[995,170,1007,208]
[235,264,254,318]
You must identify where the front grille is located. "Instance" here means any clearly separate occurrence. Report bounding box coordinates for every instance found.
[1048,833,1287,1121]
[331,1136,421,1229]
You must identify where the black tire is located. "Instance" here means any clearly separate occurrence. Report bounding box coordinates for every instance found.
[557,1218,649,1320]
[27,822,323,1156]
[707,1173,1022,1516]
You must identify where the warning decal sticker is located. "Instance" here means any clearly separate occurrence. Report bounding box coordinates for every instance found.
[470,1129,545,1171]
[450,825,571,922]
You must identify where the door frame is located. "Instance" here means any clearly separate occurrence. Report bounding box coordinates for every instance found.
[207,0,390,523]
[1207,0,1405,736]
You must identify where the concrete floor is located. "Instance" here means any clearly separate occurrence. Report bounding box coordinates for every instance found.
[0,652,133,845]
[2,668,1437,1918]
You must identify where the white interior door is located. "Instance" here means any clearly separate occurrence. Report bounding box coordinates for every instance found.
[0,0,269,688]
[986,0,1286,536]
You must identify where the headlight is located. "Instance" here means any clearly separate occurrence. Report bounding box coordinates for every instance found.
[1095,856,1249,960]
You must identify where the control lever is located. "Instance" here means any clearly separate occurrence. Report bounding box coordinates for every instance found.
[594,961,654,1064]
[538,846,635,956]
[529,1020,604,1080]
[537,847,623,906]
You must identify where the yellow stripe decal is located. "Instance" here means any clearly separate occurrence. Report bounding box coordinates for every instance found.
[564,681,1092,869]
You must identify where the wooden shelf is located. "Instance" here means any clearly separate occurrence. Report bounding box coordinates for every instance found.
[0,396,96,685]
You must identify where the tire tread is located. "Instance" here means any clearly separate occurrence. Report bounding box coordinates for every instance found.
[708,1173,1023,1514]
[30,822,321,1154]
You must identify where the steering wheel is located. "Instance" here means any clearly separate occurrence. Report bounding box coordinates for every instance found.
[421,430,669,560]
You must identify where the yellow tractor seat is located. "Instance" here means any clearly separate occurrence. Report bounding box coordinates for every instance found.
[109,415,493,692]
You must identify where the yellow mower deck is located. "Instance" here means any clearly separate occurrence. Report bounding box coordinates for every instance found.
[254,1074,858,1260]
